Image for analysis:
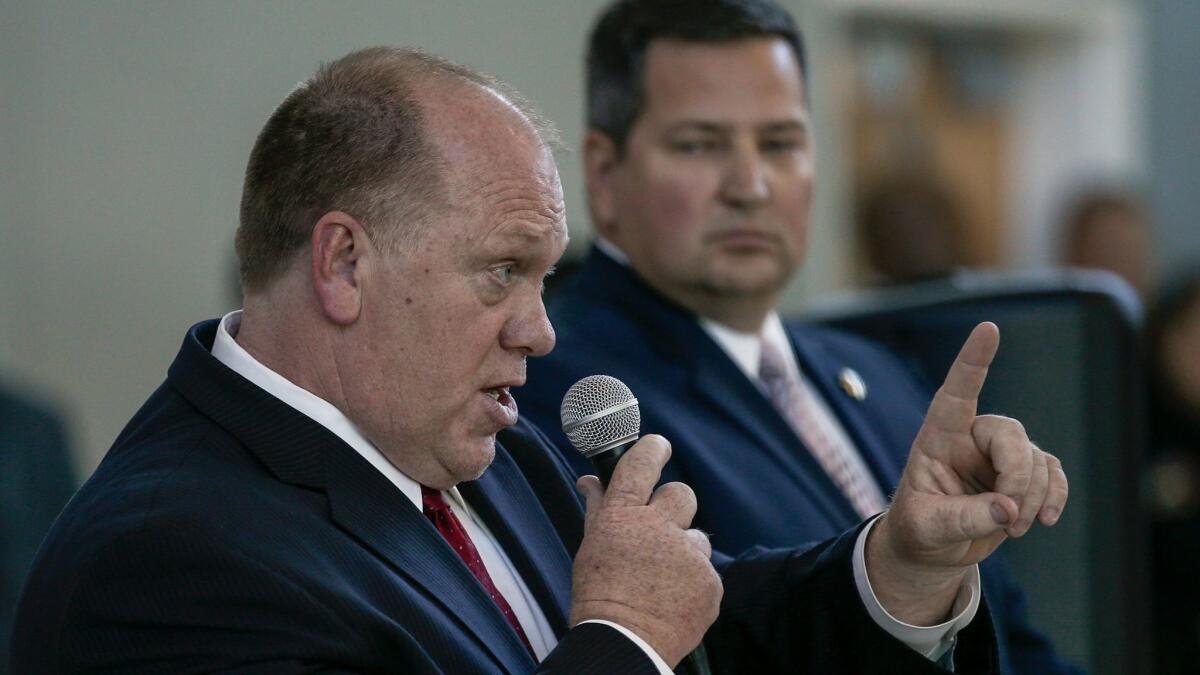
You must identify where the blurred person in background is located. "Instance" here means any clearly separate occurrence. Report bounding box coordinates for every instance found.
[0,382,76,668]
[1060,187,1156,300]
[522,1,1078,673]
[856,174,971,286]
[1144,270,1200,674]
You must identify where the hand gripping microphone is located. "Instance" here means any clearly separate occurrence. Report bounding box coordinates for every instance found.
[559,375,714,675]
[559,375,641,487]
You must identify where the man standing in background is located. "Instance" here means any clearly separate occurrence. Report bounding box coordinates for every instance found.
[521,1,1078,672]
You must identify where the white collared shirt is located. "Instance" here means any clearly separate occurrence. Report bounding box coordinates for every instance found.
[211,310,671,672]
[598,238,979,661]
[701,313,887,514]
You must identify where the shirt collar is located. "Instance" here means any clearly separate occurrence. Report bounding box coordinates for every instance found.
[700,312,794,382]
[594,238,796,382]
[594,236,630,266]
[211,309,463,512]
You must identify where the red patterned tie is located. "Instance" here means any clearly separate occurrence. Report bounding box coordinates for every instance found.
[421,486,536,657]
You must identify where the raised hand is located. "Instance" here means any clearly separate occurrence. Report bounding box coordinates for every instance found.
[570,435,723,666]
[868,322,1069,625]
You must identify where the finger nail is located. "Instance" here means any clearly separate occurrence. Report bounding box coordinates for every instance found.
[1043,507,1059,525]
[990,502,1009,525]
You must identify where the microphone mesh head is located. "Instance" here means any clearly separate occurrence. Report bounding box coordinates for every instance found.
[560,375,641,457]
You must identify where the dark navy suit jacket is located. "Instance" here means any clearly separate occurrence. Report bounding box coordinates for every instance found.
[11,319,998,674]
[522,248,1078,675]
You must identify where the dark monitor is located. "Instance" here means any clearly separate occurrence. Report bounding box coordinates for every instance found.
[804,269,1148,675]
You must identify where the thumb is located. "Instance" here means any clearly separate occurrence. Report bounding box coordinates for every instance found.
[923,492,1019,546]
[576,475,604,515]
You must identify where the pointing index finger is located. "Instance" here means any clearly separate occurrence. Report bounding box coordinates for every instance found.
[926,322,1000,433]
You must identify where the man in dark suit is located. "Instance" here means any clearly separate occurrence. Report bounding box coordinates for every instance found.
[13,46,1064,673]
[520,1,1078,673]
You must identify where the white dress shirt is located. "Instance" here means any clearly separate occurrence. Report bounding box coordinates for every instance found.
[703,315,888,514]
[598,237,980,661]
[211,310,672,673]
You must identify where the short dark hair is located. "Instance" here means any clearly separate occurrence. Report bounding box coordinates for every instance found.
[586,0,808,151]
[235,47,558,291]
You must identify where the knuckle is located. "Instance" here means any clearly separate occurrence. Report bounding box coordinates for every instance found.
[709,570,725,599]
[1030,465,1050,487]
[1000,417,1027,438]
[1007,470,1032,485]
[956,503,978,538]
[626,447,654,469]
[982,415,1025,438]
[689,530,713,558]
[605,486,637,504]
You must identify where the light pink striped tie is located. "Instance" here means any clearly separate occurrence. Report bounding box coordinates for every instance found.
[758,340,885,519]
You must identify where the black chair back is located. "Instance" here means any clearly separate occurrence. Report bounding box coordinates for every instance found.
[804,269,1149,675]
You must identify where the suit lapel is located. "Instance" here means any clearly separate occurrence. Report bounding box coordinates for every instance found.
[459,445,573,635]
[322,452,538,670]
[168,320,536,672]
[787,326,907,491]
[687,343,862,529]
[576,253,861,528]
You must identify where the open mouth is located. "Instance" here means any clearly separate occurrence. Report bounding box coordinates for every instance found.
[480,385,519,426]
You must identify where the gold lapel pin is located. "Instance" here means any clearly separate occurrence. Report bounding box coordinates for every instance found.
[838,368,867,401]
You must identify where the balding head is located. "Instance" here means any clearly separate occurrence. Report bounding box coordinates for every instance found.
[232,48,568,489]
[235,46,559,292]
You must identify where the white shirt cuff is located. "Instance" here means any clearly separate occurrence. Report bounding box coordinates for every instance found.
[577,619,674,674]
[852,513,981,662]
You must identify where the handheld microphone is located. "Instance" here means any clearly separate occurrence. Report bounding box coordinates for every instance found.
[559,374,713,675]
[559,375,641,486]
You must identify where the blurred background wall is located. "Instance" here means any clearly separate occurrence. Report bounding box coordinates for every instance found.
[1147,0,1200,273]
[0,0,1195,496]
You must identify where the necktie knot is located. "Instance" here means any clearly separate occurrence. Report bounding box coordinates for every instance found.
[421,485,450,516]
[758,339,795,403]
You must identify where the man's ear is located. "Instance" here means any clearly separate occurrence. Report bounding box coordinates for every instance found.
[310,211,370,325]
[583,130,621,241]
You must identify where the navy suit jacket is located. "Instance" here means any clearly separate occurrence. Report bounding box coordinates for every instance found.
[522,248,1078,675]
[11,319,998,674]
